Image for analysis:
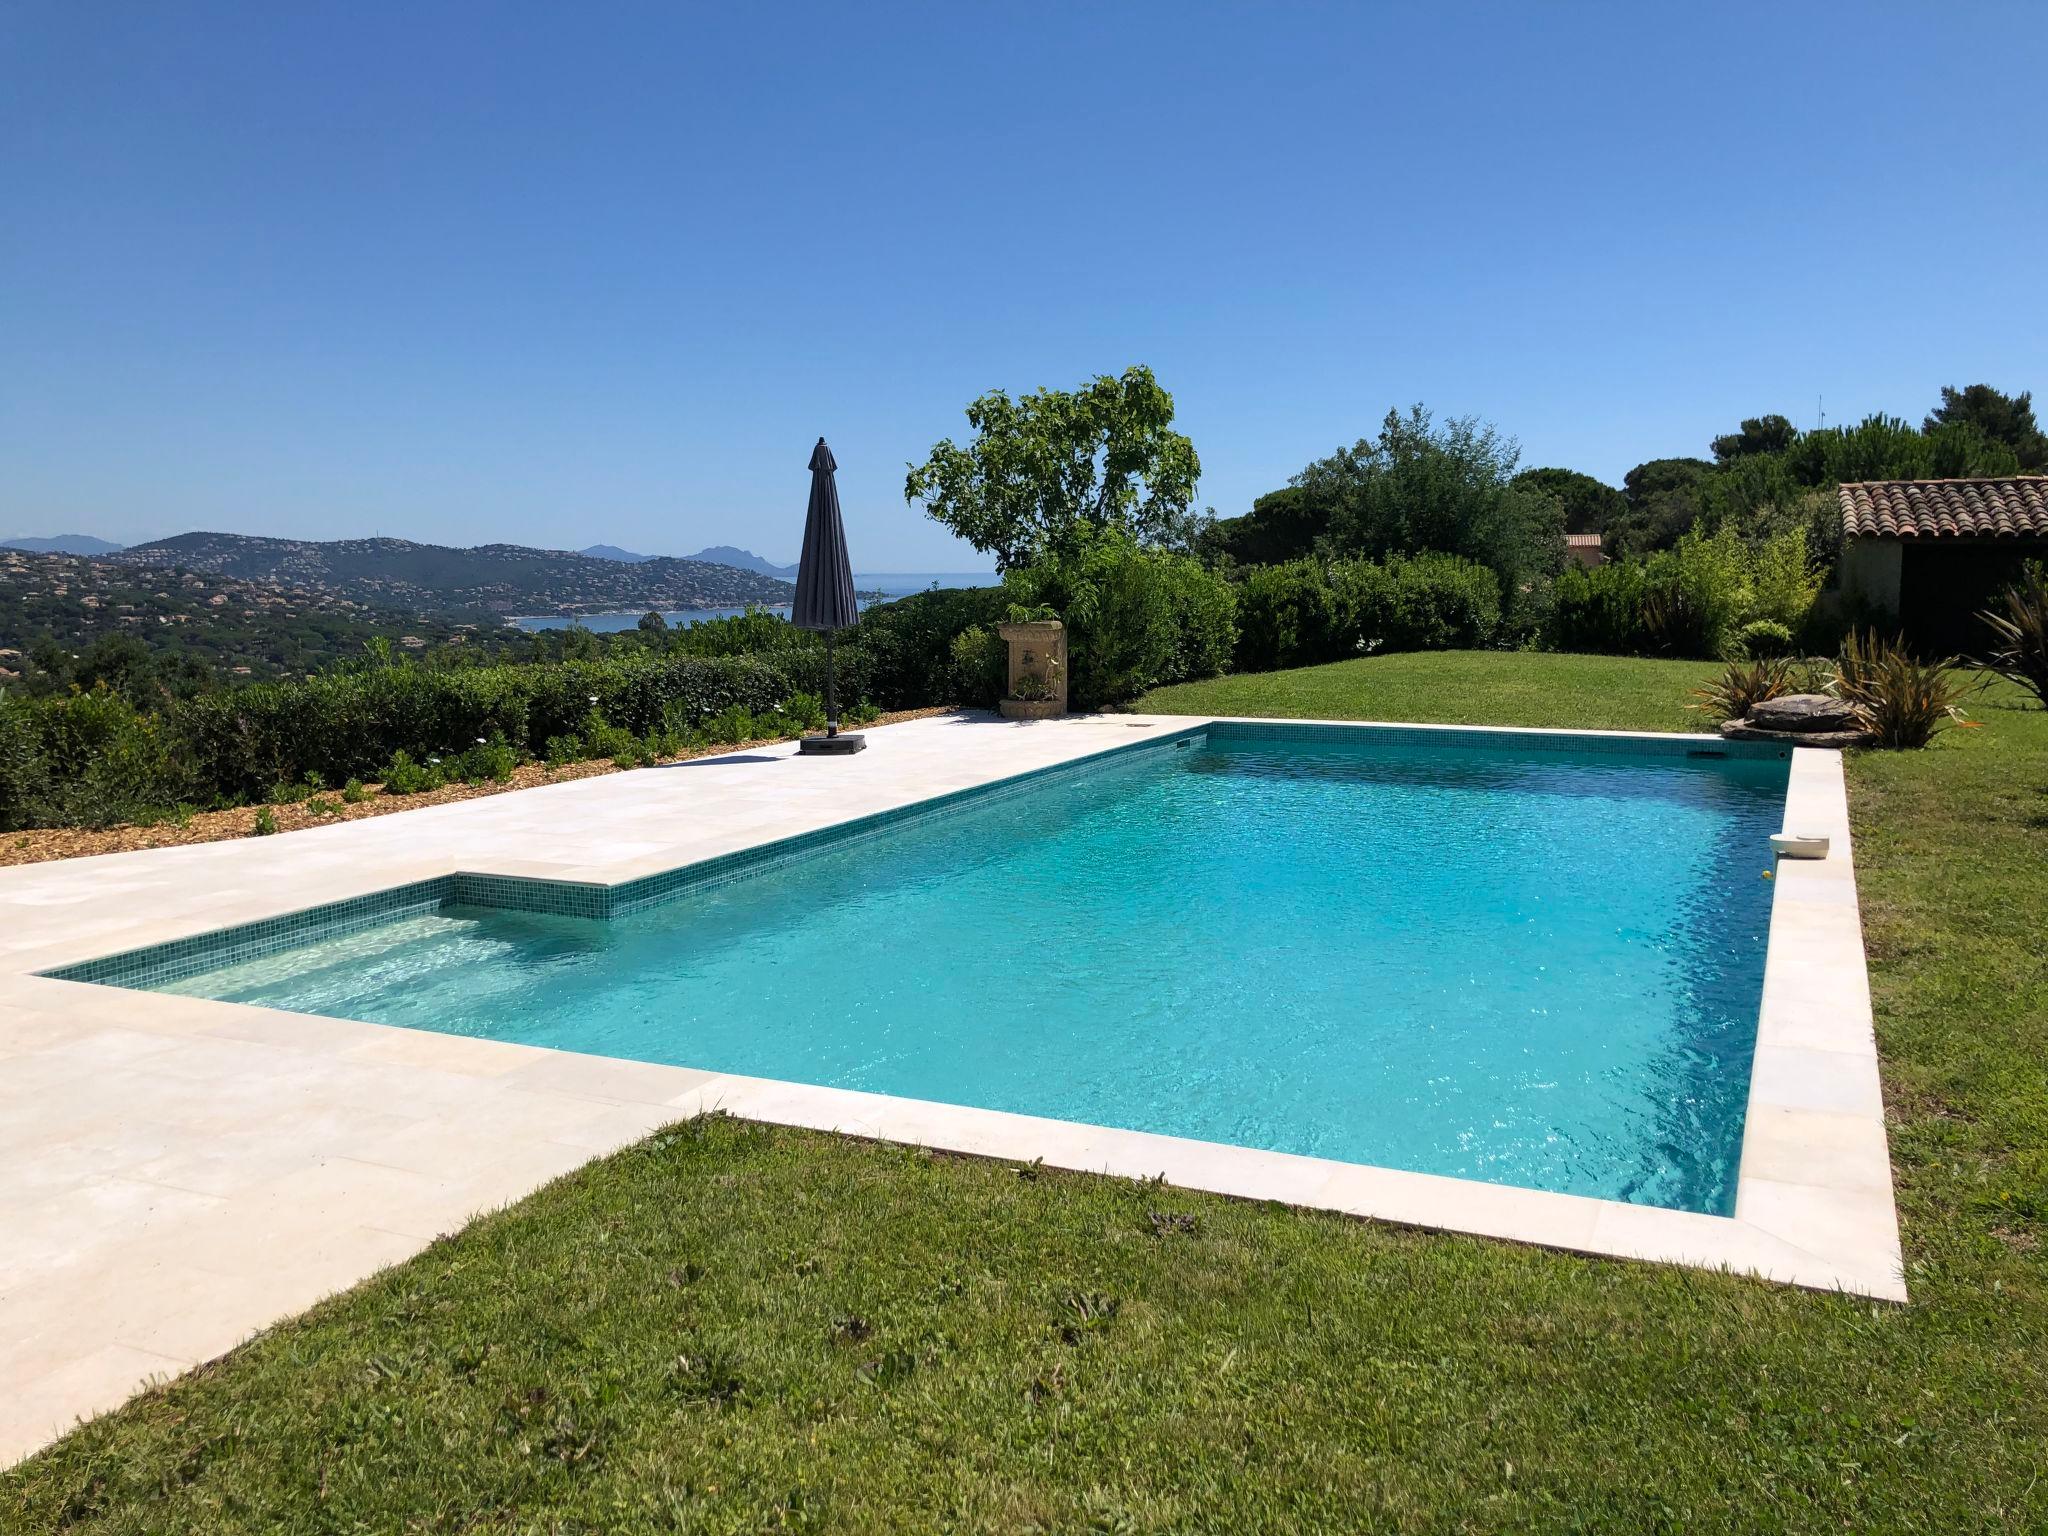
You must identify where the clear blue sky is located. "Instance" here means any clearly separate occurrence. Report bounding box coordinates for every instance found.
[5,3,2044,567]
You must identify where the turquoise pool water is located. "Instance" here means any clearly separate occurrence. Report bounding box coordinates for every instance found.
[158,729,1788,1214]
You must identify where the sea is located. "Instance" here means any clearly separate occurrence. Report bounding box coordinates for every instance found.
[508,572,998,633]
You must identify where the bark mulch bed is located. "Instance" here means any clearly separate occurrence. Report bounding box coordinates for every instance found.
[1,707,956,870]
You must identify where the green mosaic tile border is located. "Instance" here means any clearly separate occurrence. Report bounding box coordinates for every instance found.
[1204,719,1792,762]
[41,719,1786,992]
[43,878,458,991]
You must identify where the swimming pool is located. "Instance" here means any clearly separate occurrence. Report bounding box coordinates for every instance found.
[110,724,1791,1216]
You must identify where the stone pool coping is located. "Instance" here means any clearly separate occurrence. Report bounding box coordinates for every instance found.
[0,710,1904,1465]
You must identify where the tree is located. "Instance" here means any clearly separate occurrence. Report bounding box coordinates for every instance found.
[905,366,1201,571]
[1608,457,1713,557]
[637,609,669,634]
[1195,485,1332,567]
[1925,384,2047,470]
[1298,406,1564,595]
[1510,467,1625,535]
[1710,414,1797,463]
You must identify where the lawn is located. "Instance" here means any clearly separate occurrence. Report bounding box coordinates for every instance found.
[6,653,2045,1533]
[1142,648,1725,733]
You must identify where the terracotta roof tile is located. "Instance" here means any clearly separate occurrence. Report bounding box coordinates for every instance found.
[1839,477,2048,540]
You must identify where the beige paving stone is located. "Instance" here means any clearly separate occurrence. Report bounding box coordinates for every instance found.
[339,1025,549,1077]
[1747,1042,1886,1118]
[1,1344,193,1465]
[5,1177,227,1277]
[1736,1106,1897,1194]
[1735,1177,1906,1289]
[497,1051,721,1106]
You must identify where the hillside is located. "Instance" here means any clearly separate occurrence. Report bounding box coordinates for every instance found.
[687,544,799,578]
[1,534,126,556]
[0,546,511,685]
[113,533,795,616]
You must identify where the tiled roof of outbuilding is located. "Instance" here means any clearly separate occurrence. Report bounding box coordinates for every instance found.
[1840,477,2048,540]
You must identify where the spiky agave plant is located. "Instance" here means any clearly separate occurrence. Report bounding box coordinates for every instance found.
[1976,563,2048,709]
[1689,656,1797,721]
[1829,631,1979,749]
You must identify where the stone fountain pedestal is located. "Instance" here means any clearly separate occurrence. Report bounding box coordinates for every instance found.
[997,620,1067,721]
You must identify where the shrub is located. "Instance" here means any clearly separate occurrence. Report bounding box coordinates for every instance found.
[1002,528,1200,709]
[453,733,517,784]
[582,721,642,763]
[853,586,1011,709]
[380,750,444,796]
[778,691,827,734]
[1548,528,1816,660]
[1647,526,1749,658]
[947,626,1007,707]
[1640,582,1717,658]
[0,695,52,832]
[250,806,278,836]
[1745,527,1823,634]
[670,608,814,659]
[1691,657,1797,721]
[341,778,367,804]
[1151,557,1237,685]
[1327,559,1394,654]
[1831,631,1978,749]
[1734,619,1796,659]
[1977,563,2048,708]
[1234,554,1502,671]
[699,706,760,746]
[1548,562,1652,654]
[0,638,967,832]
[1329,554,1501,653]
[1379,554,1501,651]
[9,689,197,830]
[267,775,318,805]
[1234,561,1343,672]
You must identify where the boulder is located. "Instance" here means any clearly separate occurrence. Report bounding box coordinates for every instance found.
[1720,720,1871,748]
[1747,693,1862,734]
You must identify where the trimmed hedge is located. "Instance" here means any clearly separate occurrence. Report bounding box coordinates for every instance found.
[0,650,874,830]
[851,586,1011,709]
[1233,554,1501,672]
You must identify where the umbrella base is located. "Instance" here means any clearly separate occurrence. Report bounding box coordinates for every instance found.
[799,733,866,755]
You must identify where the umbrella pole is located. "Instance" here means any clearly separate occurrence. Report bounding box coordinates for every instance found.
[824,629,839,738]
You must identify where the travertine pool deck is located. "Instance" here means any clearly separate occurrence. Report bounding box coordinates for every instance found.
[0,710,1904,1465]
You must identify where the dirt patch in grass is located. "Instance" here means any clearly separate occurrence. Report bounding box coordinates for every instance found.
[0,707,955,869]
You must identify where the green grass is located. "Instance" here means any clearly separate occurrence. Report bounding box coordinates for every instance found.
[7,654,2047,1533]
[1141,649,1726,733]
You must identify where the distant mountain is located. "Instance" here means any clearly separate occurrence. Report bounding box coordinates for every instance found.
[686,545,799,579]
[579,544,656,563]
[1,534,126,556]
[1,544,520,682]
[112,532,795,617]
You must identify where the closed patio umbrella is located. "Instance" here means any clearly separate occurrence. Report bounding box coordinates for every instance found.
[793,437,865,754]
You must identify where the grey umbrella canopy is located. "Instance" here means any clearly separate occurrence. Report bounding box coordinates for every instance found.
[793,438,858,632]
[792,438,865,751]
